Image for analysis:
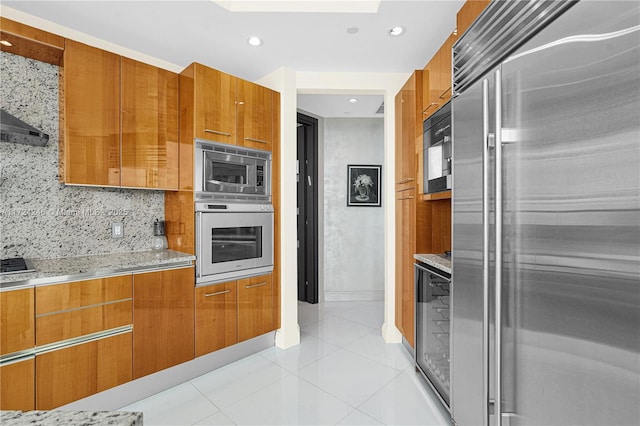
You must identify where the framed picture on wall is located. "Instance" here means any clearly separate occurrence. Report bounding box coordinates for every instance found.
[347,165,381,207]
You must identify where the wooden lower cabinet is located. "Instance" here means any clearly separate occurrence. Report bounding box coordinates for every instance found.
[133,267,194,378]
[0,357,35,411]
[396,189,417,347]
[195,281,237,357]
[238,274,274,342]
[35,332,132,410]
[1,288,34,356]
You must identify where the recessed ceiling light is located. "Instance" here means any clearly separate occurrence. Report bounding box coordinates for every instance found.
[0,40,13,47]
[348,98,358,104]
[389,26,405,37]
[347,27,359,34]
[247,36,262,47]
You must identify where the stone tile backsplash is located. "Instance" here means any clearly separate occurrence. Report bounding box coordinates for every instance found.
[0,52,164,259]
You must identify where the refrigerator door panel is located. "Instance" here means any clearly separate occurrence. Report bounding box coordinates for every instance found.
[499,1,640,425]
[451,70,497,425]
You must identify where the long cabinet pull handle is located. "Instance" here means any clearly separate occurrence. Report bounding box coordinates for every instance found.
[244,281,268,289]
[397,178,415,184]
[397,196,415,200]
[422,102,440,115]
[494,67,504,426]
[204,129,232,136]
[244,137,268,144]
[204,289,231,297]
[439,86,452,99]
[482,77,491,426]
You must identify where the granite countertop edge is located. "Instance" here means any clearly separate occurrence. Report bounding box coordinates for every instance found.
[0,410,142,426]
[414,253,452,274]
[0,249,195,290]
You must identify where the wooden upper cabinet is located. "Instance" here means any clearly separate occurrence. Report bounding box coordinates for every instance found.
[0,288,34,356]
[237,79,274,150]
[438,32,458,103]
[193,64,237,145]
[237,274,274,342]
[395,72,420,191]
[422,31,457,120]
[133,267,195,379]
[195,281,238,357]
[121,58,179,190]
[457,0,492,37]
[0,17,64,65]
[63,39,121,186]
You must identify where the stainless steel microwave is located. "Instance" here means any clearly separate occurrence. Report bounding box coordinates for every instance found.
[195,139,271,202]
[423,101,452,194]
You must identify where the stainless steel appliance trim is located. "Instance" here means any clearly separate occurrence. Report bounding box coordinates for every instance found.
[196,211,203,280]
[0,350,35,365]
[482,77,491,426]
[204,129,231,136]
[414,263,451,281]
[35,325,133,355]
[244,281,268,289]
[196,265,274,286]
[494,67,503,426]
[35,297,133,318]
[203,289,231,297]
[244,137,268,144]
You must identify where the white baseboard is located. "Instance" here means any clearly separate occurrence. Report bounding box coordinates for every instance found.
[323,290,384,301]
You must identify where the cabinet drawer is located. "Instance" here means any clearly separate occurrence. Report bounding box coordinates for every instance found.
[195,282,237,357]
[237,274,274,342]
[35,275,132,315]
[36,331,132,410]
[0,356,35,411]
[36,300,132,346]
[0,288,34,356]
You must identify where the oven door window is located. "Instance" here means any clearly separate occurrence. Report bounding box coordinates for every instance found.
[211,226,262,263]
[207,160,248,186]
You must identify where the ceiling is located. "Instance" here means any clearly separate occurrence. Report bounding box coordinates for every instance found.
[2,0,464,117]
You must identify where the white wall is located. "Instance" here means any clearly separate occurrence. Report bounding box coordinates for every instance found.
[323,118,385,301]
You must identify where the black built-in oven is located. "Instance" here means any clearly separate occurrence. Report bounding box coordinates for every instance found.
[415,261,452,408]
[423,101,452,194]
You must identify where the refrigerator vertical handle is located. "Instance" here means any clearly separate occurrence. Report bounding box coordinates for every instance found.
[482,78,491,426]
[494,68,504,426]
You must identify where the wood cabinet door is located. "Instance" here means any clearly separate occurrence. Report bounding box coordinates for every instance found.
[395,189,416,347]
[438,33,457,104]
[121,58,179,190]
[395,75,417,191]
[36,332,132,410]
[195,282,237,357]
[237,79,273,150]
[0,357,35,411]
[133,267,194,379]
[456,0,491,37]
[237,274,274,342]
[63,40,120,186]
[0,288,34,356]
[194,64,236,145]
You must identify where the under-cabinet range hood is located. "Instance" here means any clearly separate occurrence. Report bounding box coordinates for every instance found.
[0,108,49,146]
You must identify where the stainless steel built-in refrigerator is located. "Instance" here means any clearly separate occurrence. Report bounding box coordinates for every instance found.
[451,1,640,425]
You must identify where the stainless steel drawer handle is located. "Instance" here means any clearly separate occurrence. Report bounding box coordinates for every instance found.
[397,178,415,184]
[204,129,232,136]
[245,281,268,289]
[204,289,231,297]
[397,196,415,200]
[244,137,268,144]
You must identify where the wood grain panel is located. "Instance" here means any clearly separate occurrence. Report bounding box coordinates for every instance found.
[63,40,121,186]
[0,18,64,48]
[35,275,131,315]
[121,58,179,190]
[195,282,237,357]
[0,288,34,356]
[456,0,491,37]
[164,190,195,255]
[431,199,452,254]
[237,274,274,342]
[395,72,419,192]
[35,332,132,410]
[36,301,132,346]
[0,31,63,65]
[194,64,236,145]
[179,64,195,190]
[272,91,281,329]
[395,189,416,347]
[0,358,35,411]
[133,267,194,379]
[438,33,458,103]
[237,80,273,150]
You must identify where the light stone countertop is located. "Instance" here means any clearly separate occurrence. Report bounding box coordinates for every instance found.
[0,249,195,289]
[0,410,142,426]
[414,253,452,274]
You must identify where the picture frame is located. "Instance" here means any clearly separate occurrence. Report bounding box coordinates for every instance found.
[347,165,382,207]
